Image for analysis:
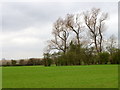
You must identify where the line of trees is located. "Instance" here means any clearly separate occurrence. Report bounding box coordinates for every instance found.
[1,58,43,66]
[43,8,120,66]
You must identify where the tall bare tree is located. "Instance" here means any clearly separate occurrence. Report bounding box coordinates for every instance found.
[83,8,108,53]
[65,14,84,45]
[48,18,69,54]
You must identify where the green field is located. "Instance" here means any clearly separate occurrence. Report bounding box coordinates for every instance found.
[2,65,118,88]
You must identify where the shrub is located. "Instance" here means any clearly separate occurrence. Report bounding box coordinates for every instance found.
[98,52,110,64]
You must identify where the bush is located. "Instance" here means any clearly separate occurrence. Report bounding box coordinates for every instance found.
[11,60,17,66]
[110,49,120,64]
[98,52,110,64]
[43,53,52,66]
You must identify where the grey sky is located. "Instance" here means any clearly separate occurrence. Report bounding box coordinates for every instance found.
[1,2,118,60]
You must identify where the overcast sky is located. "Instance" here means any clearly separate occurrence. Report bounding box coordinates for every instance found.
[1,2,118,60]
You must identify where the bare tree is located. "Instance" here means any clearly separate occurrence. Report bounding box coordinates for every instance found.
[83,8,108,53]
[107,34,117,55]
[65,14,84,45]
[48,18,69,54]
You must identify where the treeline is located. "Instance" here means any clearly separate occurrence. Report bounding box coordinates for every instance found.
[1,46,119,67]
[43,8,120,66]
[43,44,120,66]
[1,58,43,66]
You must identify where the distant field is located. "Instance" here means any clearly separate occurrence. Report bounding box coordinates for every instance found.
[2,65,118,88]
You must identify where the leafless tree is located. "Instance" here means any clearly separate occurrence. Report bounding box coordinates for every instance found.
[107,34,117,55]
[65,14,84,45]
[48,18,69,54]
[83,8,108,53]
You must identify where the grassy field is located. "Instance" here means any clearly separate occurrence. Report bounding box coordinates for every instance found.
[2,65,118,88]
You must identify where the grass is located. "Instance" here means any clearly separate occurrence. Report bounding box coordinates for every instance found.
[2,65,118,88]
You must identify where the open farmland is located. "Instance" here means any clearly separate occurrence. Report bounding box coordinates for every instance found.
[2,65,118,88]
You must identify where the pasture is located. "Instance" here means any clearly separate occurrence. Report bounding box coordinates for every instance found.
[2,65,118,88]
